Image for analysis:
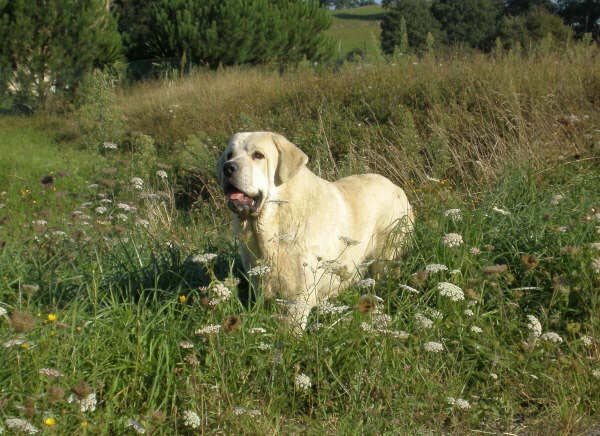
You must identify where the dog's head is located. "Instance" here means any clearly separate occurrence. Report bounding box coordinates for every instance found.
[216,132,308,217]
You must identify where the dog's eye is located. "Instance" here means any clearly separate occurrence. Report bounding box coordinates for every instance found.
[226,152,233,160]
[253,151,265,160]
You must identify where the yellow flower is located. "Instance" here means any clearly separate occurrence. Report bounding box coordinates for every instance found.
[45,417,56,426]
[81,421,89,428]
[20,343,29,349]
[48,313,57,322]
[179,295,187,304]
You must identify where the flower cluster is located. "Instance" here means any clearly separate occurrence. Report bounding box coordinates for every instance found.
[294,373,312,391]
[442,233,463,248]
[437,282,464,301]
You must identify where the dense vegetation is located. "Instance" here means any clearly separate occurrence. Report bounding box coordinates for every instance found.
[1,42,599,433]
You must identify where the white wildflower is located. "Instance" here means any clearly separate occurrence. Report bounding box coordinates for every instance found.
[192,253,218,264]
[372,313,392,328]
[425,263,448,273]
[233,407,261,417]
[212,283,231,300]
[32,219,47,226]
[550,194,564,205]
[463,309,474,317]
[581,335,593,347]
[5,418,39,434]
[68,392,97,413]
[257,342,272,351]
[590,242,600,250]
[492,206,511,216]
[182,410,201,429]
[469,247,481,255]
[539,332,563,343]
[178,341,194,349]
[592,257,600,274]
[490,373,498,380]
[442,233,463,248]
[116,213,128,222]
[593,369,600,379]
[130,177,144,191]
[103,142,117,150]
[443,208,462,221]
[3,338,26,348]
[558,226,569,233]
[380,329,410,339]
[247,265,271,277]
[126,419,146,434]
[319,301,350,315]
[94,206,107,215]
[447,397,471,410]
[398,283,420,294]
[294,373,312,391]
[99,198,113,204]
[424,341,444,353]
[87,184,98,190]
[470,326,483,334]
[249,327,267,334]
[425,308,443,320]
[414,313,433,329]
[135,218,149,227]
[437,282,465,301]
[39,368,64,377]
[156,170,168,180]
[195,324,221,336]
[526,315,542,338]
[357,278,376,288]
[0,306,7,317]
[117,203,134,212]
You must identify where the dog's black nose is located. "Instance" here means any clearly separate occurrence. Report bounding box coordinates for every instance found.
[223,161,237,177]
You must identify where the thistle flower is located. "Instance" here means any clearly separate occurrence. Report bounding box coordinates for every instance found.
[425,263,448,273]
[223,315,241,333]
[437,282,464,301]
[294,373,312,391]
[442,233,463,248]
[11,311,36,332]
[182,410,201,429]
[424,341,444,353]
[539,332,563,343]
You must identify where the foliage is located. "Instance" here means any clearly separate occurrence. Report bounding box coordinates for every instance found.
[380,0,443,54]
[118,0,333,70]
[558,0,600,38]
[431,0,504,50]
[504,0,557,15]
[498,6,574,50]
[0,0,122,111]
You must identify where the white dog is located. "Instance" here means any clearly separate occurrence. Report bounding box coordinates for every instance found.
[217,132,413,329]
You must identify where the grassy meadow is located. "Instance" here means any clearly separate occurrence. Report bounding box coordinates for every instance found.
[326,5,385,59]
[1,42,600,434]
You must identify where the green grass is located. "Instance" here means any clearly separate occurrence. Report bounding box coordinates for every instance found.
[326,5,385,59]
[1,47,600,434]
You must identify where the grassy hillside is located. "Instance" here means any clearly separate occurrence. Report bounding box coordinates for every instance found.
[1,45,600,434]
[326,5,385,59]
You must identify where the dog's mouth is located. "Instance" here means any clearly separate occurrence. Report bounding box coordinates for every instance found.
[224,184,262,215]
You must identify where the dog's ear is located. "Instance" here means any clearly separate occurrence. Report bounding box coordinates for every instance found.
[272,134,308,185]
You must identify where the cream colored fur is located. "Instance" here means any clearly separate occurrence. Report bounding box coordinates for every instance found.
[217,132,414,329]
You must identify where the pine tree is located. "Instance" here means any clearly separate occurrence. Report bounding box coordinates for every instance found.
[0,0,122,109]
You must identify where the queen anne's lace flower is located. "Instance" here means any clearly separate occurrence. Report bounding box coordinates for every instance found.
[247,265,271,277]
[424,341,444,352]
[443,208,462,221]
[437,282,464,301]
[425,263,448,273]
[442,233,463,247]
[182,410,201,429]
[5,418,40,434]
[447,397,471,409]
[195,324,221,335]
[526,315,542,338]
[414,313,433,329]
[539,332,563,343]
[294,373,312,391]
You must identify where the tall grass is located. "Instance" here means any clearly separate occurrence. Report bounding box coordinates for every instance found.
[1,46,599,434]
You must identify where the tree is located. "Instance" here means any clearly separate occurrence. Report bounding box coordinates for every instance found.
[380,0,443,54]
[504,0,557,16]
[431,0,503,50]
[498,6,573,48]
[558,0,600,38]
[0,0,122,109]
[122,0,333,69]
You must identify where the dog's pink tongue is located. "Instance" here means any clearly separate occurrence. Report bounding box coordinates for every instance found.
[229,191,253,205]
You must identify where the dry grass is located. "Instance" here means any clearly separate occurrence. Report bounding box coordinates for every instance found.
[116,44,600,194]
